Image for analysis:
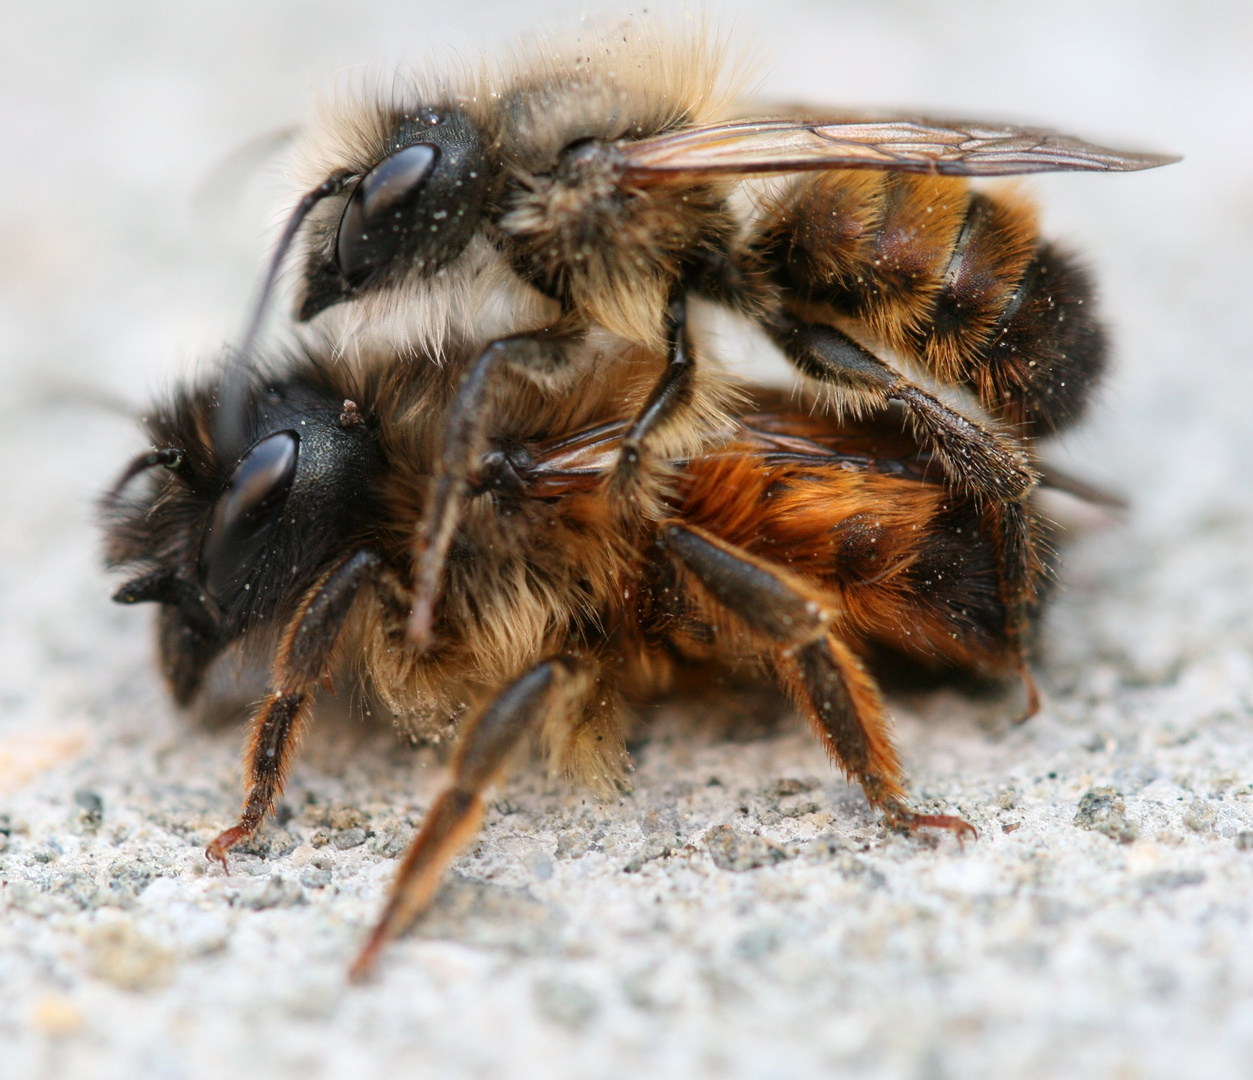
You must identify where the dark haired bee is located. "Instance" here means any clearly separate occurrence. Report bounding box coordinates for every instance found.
[244,24,1173,677]
[105,295,1061,978]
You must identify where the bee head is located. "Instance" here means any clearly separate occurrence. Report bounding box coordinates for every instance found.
[296,106,491,322]
[103,362,384,703]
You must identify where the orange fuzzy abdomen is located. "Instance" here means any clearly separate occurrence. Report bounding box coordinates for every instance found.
[674,436,1011,671]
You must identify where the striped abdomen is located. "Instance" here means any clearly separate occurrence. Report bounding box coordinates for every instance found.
[757,170,1106,432]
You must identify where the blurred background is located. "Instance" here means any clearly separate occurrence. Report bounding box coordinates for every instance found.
[1,3,1250,1079]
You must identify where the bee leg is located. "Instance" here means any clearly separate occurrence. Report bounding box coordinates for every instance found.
[205,549,381,868]
[770,313,1043,702]
[663,521,975,840]
[409,330,585,648]
[783,635,976,839]
[1015,657,1042,723]
[984,497,1044,721]
[350,656,592,982]
[606,294,696,519]
[769,314,1037,505]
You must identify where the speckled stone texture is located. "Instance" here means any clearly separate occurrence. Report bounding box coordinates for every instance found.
[2,4,1250,1079]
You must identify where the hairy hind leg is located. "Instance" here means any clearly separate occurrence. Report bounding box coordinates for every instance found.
[664,521,974,839]
[779,636,972,835]
[989,498,1043,721]
[769,314,1037,506]
[771,315,1043,716]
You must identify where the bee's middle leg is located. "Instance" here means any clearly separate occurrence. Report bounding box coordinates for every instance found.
[603,294,700,521]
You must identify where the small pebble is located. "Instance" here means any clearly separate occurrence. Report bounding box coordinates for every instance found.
[328,805,368,831]
[300,868,332,889]
[368,824,413,858]
[1182,799,1216,833]
[554,832,588,860]
[623,832,681,873]
[705,825,797,871]
[73,789,103,828]
[1074,787,1138,844]
[332,828,367,851]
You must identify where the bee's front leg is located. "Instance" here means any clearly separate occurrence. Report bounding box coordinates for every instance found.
[206,549,380,867]
[408,329,588,648]
[351,655,594,981]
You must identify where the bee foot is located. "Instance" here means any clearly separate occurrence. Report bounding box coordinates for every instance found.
[205,824,252,869]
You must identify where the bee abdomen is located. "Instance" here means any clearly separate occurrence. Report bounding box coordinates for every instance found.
[764,171,967,345]
[916,191,1037,385]
[764,173,1106,432]
[916,192,1106,432]
[973,242,1106,431]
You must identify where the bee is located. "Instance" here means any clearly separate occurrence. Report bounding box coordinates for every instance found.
[243,23,1173,677]
[104,295,1058,979]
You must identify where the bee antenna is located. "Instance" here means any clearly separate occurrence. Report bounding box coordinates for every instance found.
[236,174,347,362]
[218,173,347,455]
[104,448,185,504]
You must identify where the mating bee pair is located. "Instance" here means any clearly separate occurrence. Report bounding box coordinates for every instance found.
[101,27,1173,977]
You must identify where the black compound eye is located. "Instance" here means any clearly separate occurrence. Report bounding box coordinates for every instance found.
[199,431,298,602]
[336,144,439,288]
[299,107,488,321]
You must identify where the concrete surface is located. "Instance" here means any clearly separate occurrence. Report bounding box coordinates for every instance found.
[1,3,1251,1078]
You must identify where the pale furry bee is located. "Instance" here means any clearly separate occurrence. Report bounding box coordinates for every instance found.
[104,298,1058,978]
[244,23,1173,680]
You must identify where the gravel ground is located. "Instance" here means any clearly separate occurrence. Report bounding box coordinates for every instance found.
[2,3,1251,1079]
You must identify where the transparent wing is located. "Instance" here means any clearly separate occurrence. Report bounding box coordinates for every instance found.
[619,116,1179,178]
